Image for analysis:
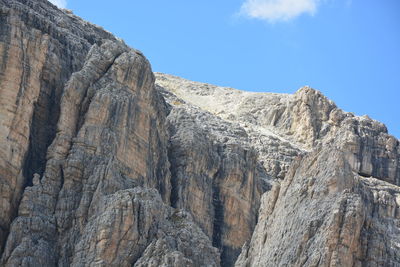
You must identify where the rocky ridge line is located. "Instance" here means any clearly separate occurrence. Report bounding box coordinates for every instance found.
[156,73,400,266]
[0,0,399,266]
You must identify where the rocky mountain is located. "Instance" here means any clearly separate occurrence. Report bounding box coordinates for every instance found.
[0,0,399,266]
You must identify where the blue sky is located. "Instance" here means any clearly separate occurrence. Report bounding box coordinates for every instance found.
[51,0,399,138]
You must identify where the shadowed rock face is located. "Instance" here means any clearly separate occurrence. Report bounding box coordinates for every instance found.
[0,1,399,267]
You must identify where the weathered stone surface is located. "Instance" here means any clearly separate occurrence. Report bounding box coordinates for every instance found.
[134,210,220,267]
[156,73,305,181]
[1,36,172,267]
[236,147,400,266]
[3,187,219,267]
[156,74,400,186]
[0,0,172,265]
[156,86,266,266]
[0,0,117,253]
[334,115,400,185]
[156,74,400,266]
[69,189,219,267]
[1,1,399,267]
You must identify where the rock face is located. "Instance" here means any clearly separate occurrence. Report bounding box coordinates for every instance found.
[0,1,215,266]
[155,74,400,266]
[0,0,116,254]
[0,0,399,267]
[162,88,264,266]
[236,147,400,266]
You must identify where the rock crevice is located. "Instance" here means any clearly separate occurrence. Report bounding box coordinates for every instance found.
[0,1,399,267]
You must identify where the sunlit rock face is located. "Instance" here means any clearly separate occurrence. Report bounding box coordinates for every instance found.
[0,0,207,265]
[236,148,400,267]
[0,1,399,267]
[156,73,400,266]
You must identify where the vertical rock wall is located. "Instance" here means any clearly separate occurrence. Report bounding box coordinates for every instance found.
[166,107,262,266]
[0,1,399,267]
[0,1,219,266]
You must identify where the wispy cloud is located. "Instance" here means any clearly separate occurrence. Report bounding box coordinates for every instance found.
[240,0,320,23]
[49,0,67,8]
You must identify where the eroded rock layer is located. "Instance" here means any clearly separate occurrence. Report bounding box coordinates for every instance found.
[236,147,400,266]
[156,73,400,266]
[0,0,399,267]
[162,92,264,266]
[0,0,215,266]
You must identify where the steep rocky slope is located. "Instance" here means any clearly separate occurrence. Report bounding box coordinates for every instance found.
[155,74,400,266]
[0,0,217,266]
[235,148,400,266]
[0,0,399,266]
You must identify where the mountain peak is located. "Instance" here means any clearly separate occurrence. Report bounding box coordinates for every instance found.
[0,1,399,266]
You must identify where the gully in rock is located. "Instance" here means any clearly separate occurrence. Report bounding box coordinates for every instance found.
[0,0,399,266]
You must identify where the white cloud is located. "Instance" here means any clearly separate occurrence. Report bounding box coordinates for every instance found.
[240,0,319,22]
[49,0,67,8]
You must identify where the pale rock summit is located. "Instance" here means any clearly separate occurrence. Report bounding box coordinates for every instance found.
[0,0,399,266]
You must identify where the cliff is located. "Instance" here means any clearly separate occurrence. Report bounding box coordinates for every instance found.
[0,0,399,266]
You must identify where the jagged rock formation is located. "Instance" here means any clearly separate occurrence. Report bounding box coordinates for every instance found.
[0,0,399,266]
[0,0,117,254]
[156,74,400,266]
[235,148,400,266]
[0,0,215,266]
[160,86,265,266]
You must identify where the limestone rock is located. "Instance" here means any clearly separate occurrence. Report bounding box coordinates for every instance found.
[0,0,118,253]
[156,74,400,266]
[156,73,399,185]
[69,189,219,267]
[236,147,400,266]
[134,210,220,267]
[165,104,263,266]
[1,0,171,265]
[0,0,399,267]
[156,73,306,181]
